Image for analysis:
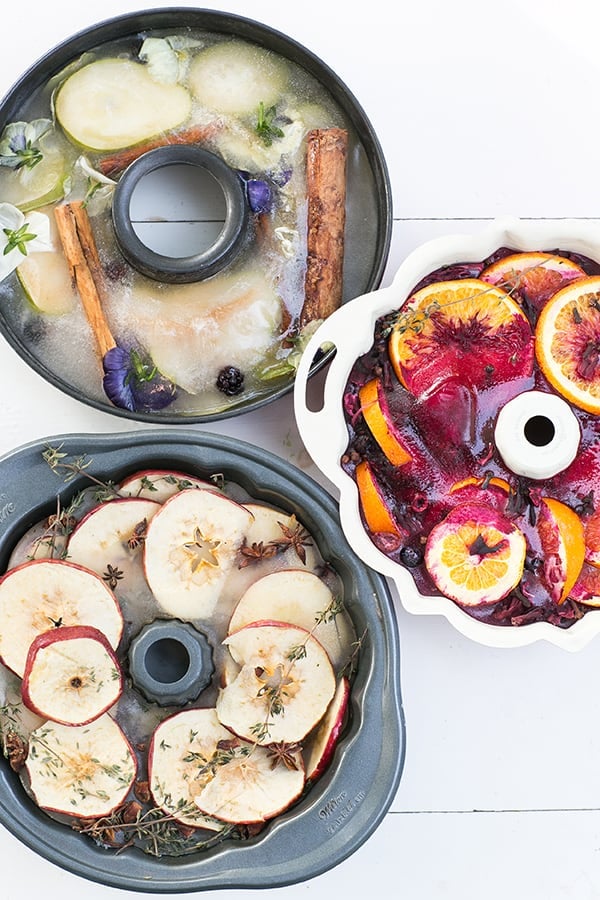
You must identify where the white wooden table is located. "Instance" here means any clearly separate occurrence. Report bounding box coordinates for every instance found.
[2,1,600,897]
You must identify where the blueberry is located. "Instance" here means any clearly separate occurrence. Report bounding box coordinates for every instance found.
[400,546,423,568]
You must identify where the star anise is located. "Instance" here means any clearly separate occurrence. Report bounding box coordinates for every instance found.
[266,741,302,771]
[275,516,313,565]
[103,563,124,590]
[238,540,278,568]
[127,518,148,550]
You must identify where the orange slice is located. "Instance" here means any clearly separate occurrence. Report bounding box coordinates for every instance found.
[355,460,402,536]
[424,502,526,607]
[358,378,412,466]
[481,252,585,311]
[388,279,534,396]
[571,565,600,607]
[535,276,600,413]
[537,497,585,604]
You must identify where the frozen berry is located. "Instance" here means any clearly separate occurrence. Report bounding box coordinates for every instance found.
[399,546,423,568]
[216,366,244,396]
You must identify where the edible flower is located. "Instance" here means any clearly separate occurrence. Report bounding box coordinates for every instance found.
[102,345,177,412]
[237,170,274,214]
[0,203,52,282]
[0,119,52,170]
[139,35,202,84]
[76,156,117,204]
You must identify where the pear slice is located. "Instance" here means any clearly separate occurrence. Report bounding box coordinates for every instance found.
[22,625,122,726]
[304,676,350,782]
[26,714,137,819]
[217,621,336,744]
[0,559,123,677]
[119,469,216,502]
[229,569,354,669]
[55,58,192,151]
[0,138,68,212]
[149,707,304,827]
[143,489,254,620]
[16,204,78,314]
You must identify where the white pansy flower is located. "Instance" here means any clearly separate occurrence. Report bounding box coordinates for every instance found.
[0,202,52,282]
[139,36,203,84]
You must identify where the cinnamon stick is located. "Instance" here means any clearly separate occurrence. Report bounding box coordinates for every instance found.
[53,201,116,358]
[98,122,220,178]
[300,127,348,327]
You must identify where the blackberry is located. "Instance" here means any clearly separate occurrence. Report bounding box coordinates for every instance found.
[216,365,244,396]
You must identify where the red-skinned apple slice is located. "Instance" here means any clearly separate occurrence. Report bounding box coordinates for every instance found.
[150,707,305,827]
[0,559,123,677]
[22,625,123,726]
[217,621,336,744]
[304,676,350,782]
[67,497,162,584]
[26,714,137,819]
[119,469,215,502]
[144,489,254,620]
[229,569,354,670]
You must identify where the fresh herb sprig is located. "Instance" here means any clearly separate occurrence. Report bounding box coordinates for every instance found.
[255,101,285,147]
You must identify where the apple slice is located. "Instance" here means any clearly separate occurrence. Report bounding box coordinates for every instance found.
[242,504,321,570]
[305,676,350,782]
[229,569,354,670]
[149,707,305,828]
[67,498,161,589]
[0,559,123,677]
[26,714,137,819]
[22,625,122,726]
[217,621,336,744]
[119,469,215,502]
[144,489,254,620]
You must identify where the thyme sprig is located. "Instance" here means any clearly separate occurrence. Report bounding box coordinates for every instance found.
[42,444,122,499]
[26,491,85,560]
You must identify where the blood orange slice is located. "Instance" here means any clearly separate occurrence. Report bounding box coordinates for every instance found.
[388,279,534,396]
[584,507,600,567]
[424,502,526,607]
[535,276,600,413]
[536,497,585,604]
[571,565,600,607]
[481,252,585,313]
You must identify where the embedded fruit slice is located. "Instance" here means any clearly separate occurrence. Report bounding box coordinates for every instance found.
[148,707,239,831]
[229,569,354,670]
[358,377,412,465]
[571,564,600,607]
[449,475,511,512]
[149,706,305,828]
[388,278,534,395]
[67,498,162,587]
[242,505,320,571]
[22,625,122,726]
[355,460,403,537]
[481,252,586,312]
[16,203,77,314]
[535,276,600,413]
[188,41,289,116]
[537,497,585,604]
[119,469,214,502]
[26,714,137,819]
[584,507,600,567]
[0,138,69,212]
[424,503,526,607]
[217,621,336,744]
[0,559,123,677]
[144,489,254,620]
[304,676,350,782]
[55,59,192,151]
